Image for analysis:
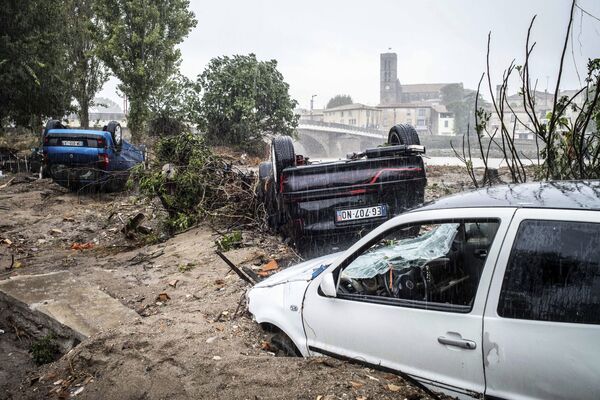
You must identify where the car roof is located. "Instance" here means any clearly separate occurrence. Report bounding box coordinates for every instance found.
[418,180,600,212]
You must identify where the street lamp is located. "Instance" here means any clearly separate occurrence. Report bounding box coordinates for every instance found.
[310,94,317,120]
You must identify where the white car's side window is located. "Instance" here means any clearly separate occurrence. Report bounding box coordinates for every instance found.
[498,219,600,324]
[337,219,499,312]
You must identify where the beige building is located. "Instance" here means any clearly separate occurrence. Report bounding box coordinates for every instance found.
[322,103,382,129]
[487,89,587,140]
[295,108,325,122]
[377,103,454,136]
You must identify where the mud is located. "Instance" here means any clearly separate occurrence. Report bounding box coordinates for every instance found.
[0,166,465,400]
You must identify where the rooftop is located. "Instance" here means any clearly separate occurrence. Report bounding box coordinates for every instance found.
[324,103,380,112]
[400,83,459,93]
[419,180,600,212]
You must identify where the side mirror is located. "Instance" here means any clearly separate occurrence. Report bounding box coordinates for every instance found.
[319,272,337,298]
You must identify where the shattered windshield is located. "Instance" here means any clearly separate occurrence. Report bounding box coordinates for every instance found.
[342,223,459,279]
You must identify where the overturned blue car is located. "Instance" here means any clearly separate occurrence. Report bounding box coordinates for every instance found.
[42,120,145,191]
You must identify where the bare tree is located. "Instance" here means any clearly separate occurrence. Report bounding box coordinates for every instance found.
[454,0,600,186]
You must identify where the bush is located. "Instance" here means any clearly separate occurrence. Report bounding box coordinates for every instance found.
[30,334,60,365]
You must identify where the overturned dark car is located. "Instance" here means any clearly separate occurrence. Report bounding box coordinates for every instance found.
[257,124,427,249]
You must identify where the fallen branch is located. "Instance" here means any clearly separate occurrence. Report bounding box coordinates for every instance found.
[215,250,256,285]
[0,177,15,190]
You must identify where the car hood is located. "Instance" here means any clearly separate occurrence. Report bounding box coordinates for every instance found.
[253,252,343,288]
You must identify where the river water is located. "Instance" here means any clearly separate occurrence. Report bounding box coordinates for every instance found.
[312,156,536,168]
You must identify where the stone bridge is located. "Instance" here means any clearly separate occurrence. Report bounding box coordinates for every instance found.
[294,121,387,159]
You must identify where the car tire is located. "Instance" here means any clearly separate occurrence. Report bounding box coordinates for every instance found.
[271,136,295,184]
[265,180,283,232]
[258,161,273,181]
[388,124,420,146]
[106,121,123,148]
[270,332,300,357]
[256,161,273,202]
[44,120,63,136]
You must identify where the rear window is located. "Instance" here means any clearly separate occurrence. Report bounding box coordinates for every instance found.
[498,219,600,325]
[45,137,103,148]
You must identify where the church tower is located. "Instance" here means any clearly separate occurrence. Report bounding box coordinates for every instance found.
[380,52,401,104]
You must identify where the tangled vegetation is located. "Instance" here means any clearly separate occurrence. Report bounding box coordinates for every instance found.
[131,132,259,233]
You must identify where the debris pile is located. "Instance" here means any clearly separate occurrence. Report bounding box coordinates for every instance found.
[131,132,261,233]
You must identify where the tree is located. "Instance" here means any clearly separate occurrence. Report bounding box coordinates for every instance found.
[0,0,73,130]
[68,0,110,129]
[197,54,299,154]
[441,84,488,136]
[147,72,200,136]
[326,94,353,109]
[94,0,197,142]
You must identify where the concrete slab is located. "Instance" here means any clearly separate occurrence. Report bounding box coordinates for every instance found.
[0,271,137,341]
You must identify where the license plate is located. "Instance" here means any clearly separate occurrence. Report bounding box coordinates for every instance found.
[336,205,387,223]
[62,140,84,147]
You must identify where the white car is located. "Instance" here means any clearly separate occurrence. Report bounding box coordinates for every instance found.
[248,181,600,400]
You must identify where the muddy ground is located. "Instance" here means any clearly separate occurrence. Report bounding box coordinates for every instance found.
[0,165,474,400]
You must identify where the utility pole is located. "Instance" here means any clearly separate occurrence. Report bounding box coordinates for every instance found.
[310,94,317,120]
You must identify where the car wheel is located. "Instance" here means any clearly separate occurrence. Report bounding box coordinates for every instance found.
[256,162,273,203]
[271,136,295,184]
[44,120,63,136]
[265,179,283,232]
[388,124,420,146]
[106,121,123,148]
[270,332,300,357]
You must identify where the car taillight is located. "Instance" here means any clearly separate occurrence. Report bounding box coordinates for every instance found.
[97,138,106,148]
[43,136,49,144]
[98,154,109,169]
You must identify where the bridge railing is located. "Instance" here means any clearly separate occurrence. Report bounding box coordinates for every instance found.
[297,120,386,138]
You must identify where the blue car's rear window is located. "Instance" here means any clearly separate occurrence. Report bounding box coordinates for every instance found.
[45,137,104,148]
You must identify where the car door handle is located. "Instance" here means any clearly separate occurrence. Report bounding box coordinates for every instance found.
[438,336,477,350]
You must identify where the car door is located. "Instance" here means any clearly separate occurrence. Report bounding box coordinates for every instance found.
[483,209,600,400]
[302,208,515,399]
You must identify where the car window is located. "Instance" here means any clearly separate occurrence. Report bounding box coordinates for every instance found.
[337,220,500,312]
[498,220,600,324]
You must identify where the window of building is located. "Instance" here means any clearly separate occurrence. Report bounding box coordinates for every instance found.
[444,120,449,128]
[407,110,411,116]
[341,111,344,117]
[418,108,426,117]
[498,220,600,325]
[337,220,500,312]
[348,118,357,125]
[417,118,426,127]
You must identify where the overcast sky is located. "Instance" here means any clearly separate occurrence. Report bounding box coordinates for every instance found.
[99,0,600,110]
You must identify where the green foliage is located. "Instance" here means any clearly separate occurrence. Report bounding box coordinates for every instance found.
[216,231,243,251]
[197,54,299,154]
[148,72,200,137]
[94,0,197,142]
[131,132,258,234]
[0,0,73,130]
[533,59,600,180]
[68,0,110,129]
[326,94,353,109]
[442,85,488,136]
[30,334,60,365]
